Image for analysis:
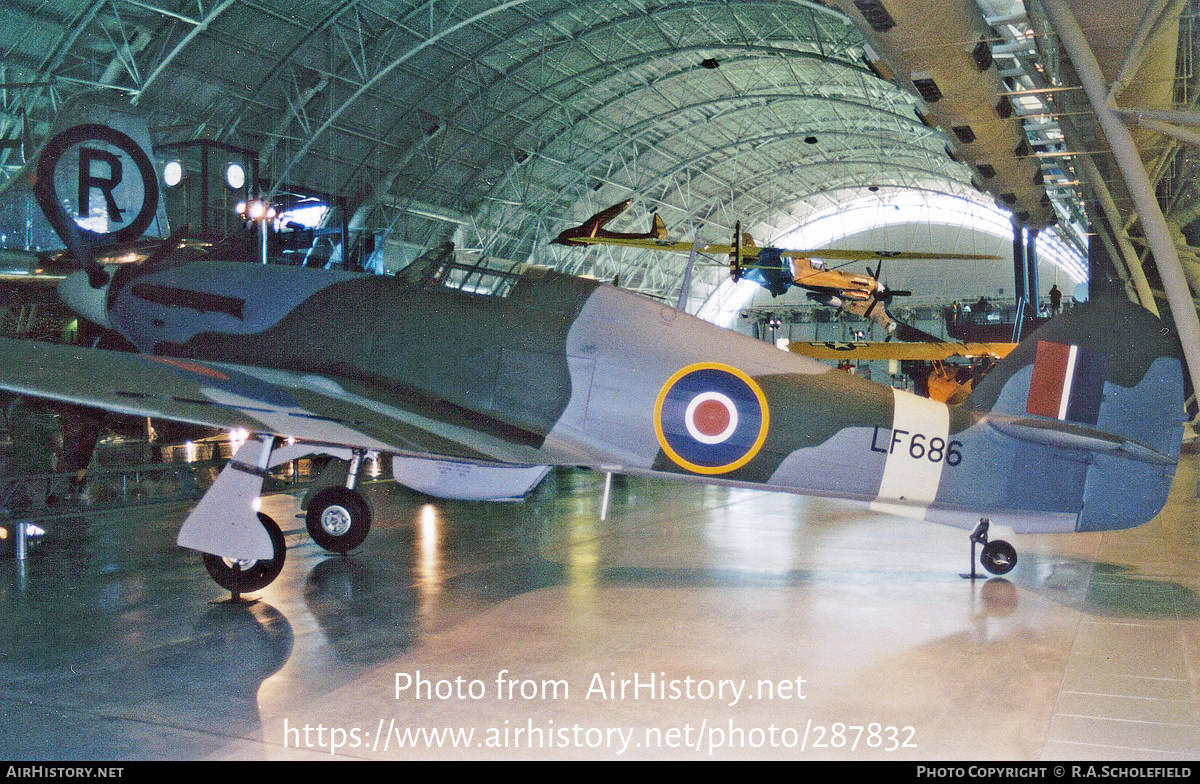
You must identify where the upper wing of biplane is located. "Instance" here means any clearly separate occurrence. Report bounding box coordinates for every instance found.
[787,340,1017,361]
[553,202,1002,262]
[560,233,997,262]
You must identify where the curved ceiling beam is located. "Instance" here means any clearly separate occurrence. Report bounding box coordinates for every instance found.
[470,64,917,207]
[249,0,840,161]
[680,164,980,224]
[488,91,933,202]
[0,0,106,145]
[437,0,864,134]
[331,1,868,194]
[453,51,876,201]
[268,0,541,197]
[397,44,873,207]
[648,128,956,189]
[130,0,239,105]
[251,0,676,172]
[35,1,106,80]
[228,0,361,123]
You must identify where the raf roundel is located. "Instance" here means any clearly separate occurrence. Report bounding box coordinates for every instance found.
[654,362,770,474]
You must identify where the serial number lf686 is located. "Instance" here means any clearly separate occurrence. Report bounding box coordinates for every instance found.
[870,426,963,466]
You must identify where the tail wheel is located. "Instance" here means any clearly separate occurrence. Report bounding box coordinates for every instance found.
[980,540,1018,575]
[202,512,286,592]
[306,486,371,554]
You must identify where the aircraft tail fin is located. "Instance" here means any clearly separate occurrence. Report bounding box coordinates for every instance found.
[965,296,1188,531]
[891,319,944,343]
[0,92,168,261]
[649,213,667,240]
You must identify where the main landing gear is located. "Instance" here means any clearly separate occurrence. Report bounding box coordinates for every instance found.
[203,512,287,598]
[961,518,1018,579]
[305,451,372,555]
[178,436,375,598]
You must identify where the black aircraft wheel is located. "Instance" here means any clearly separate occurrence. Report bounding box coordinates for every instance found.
[306,486,371,554]
[980,539,1018,576]
[202,512,287,593]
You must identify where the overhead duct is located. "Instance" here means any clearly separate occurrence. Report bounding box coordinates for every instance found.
[836,0,1055,228]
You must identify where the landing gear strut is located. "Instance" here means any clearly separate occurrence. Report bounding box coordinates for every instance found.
[180,438,377,594]
[305,449,371,554]
[961,518,1018,579]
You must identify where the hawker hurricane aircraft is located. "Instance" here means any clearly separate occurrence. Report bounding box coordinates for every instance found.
[553,201,1000,337]
[0,121,1188,596]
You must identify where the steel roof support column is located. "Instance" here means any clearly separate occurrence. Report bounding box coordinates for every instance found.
[1026,227,1040,312]
[1041,0,1200,399]
[1012,219,1027,305]
[1079,154,1158,313]
[1106,0,1187,102]
[1012,220,1031,342]
[1075,153,1156,312]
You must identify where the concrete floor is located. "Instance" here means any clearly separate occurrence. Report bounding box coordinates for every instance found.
[1,450,1198,761]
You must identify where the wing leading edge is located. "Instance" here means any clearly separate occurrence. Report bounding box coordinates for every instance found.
[0,337,544,466]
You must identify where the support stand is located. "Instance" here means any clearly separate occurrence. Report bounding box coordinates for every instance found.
[600,472,613,521]
[14,519,28,562]
[230,562,242,603]
[961,518,990,580]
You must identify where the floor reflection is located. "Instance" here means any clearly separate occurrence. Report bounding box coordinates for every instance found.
[0,597,292,759]
[1,461,1198,760]
[1012,551,1200,618]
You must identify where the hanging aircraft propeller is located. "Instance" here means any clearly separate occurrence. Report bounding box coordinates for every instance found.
[861,259,912,319]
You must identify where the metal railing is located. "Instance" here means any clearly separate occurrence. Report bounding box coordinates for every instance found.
[0,450,331,560]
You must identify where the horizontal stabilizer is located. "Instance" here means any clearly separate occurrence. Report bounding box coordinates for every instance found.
[985,413,1177,466]
[966,296,1187,457]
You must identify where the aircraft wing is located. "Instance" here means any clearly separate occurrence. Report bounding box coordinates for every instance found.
[572,235,999,262]
[788,340,1017,361]
[0,273,66,284]
[569,235,764,257]
[0,337,536,464]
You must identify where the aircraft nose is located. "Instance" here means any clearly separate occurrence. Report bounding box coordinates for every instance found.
[57,267,115,330]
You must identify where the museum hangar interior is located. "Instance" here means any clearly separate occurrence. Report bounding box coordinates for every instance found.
[0,0,1199,761]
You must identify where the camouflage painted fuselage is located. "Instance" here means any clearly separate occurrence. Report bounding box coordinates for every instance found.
[101,260,1187,535]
